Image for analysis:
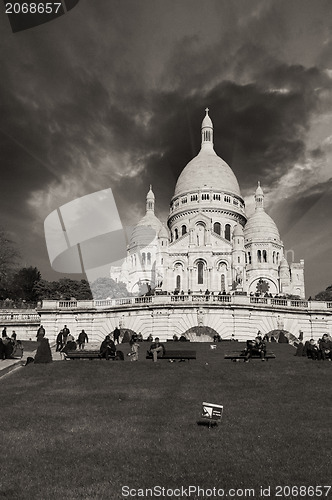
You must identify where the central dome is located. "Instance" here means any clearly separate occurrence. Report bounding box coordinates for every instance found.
[173,109,241,199]
[174,147,241,198]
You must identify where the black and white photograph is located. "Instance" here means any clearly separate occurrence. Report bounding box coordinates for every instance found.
[0,1,331,499]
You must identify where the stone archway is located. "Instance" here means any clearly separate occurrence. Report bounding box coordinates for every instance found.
[119,328,138,343]
[183,326,220,341]
[267,329,298,344]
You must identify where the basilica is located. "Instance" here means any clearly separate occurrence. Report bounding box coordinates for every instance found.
[110,109,305,298]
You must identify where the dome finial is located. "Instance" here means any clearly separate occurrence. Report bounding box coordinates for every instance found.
[146,185,155,213]
[255,181,264,209]
[201,108,213,148]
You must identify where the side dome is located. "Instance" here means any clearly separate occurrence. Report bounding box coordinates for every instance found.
[129,213,162,247]
[244,182,281,242]
[244,210,280,242]
[129,186,163,248]
[159,224,169,238]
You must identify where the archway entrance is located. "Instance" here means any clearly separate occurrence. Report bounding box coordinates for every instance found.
[183,326,220,341]
[267,329,298,344]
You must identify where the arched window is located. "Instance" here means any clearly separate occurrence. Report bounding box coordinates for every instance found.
[142,253,146,265]
[176,275,181,290]
[225,224,231,241]
[248,252,251,264]
[221,274,226,292]
[147,252,151,265]
[197,261,204,284]
[213,222,221,235]
[238,256,240,263]
[181,225,187,236]
[174,228,178,240]
[257,250,261,263]
[273,252,275,264]
[263,250,267,263]
[276,252,279,264]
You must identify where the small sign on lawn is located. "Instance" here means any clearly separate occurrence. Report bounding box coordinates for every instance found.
[202,402,223,422]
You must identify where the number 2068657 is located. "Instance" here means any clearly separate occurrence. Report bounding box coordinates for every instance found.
[5,3,62,14]
[275,485,331,497]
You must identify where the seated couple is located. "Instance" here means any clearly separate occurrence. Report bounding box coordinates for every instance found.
[244,336,267,361]
[304,335,332,360]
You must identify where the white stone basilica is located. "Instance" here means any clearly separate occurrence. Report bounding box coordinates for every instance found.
[111,109,305,298]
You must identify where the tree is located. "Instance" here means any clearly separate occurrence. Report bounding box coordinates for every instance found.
[0,230,20,298]
[33,278,93,300]
[0,230,20,279]
[256,278,270,294]
[314,285,332,301]
[90,277,130,300]
[10,266,41,302]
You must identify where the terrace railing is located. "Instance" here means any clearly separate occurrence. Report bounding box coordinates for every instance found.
[0,311,40,322]
[40,295,332,312]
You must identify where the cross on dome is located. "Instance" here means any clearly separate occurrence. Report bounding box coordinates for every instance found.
[201,108,213,147]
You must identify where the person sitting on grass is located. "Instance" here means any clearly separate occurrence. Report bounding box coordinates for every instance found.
[306,339,320,360]
[244,336,267,362]
[318,334,332,361]
[148,337,165,362]
[100,335,117,360]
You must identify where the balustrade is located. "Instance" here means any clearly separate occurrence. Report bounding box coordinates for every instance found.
[38,296,332,313]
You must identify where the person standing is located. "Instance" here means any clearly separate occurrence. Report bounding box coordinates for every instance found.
[56,330,63,352]
[62,325,70,345]
[113,327,120,344]
[36,325,46,341]
[129,333,139,361]
[77,330,88,350]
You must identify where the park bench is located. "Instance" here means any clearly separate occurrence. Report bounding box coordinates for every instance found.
[224,351,276,362]
[63,350,124,361]
[146,350,196,361]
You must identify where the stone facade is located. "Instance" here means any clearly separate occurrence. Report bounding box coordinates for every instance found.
[111,109,305,298]
[39,297,332,343]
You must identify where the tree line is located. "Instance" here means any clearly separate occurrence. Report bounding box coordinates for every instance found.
[0,229,129,304]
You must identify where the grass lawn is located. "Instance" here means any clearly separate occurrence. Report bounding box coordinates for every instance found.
[0,342,331,500]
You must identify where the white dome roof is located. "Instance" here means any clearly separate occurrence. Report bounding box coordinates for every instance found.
[174,147,241,198]
[129,212,162,247]
[159,224,169,238]
[244,208,280,241]
[233,224,244,237]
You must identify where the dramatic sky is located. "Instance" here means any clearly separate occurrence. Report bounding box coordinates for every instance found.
[1,0,332,296]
